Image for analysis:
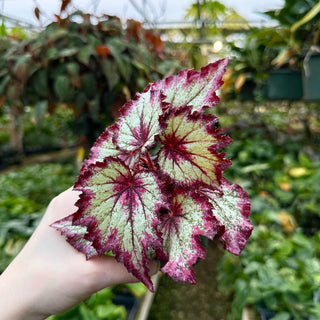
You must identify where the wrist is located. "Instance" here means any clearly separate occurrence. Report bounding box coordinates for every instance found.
[0,257,49,320]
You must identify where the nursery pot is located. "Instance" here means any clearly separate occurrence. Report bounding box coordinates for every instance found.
[257,306,275,320]
[240,80,255,101]
[113,292,139,320]
[267,69,303,100]
[303,53,320,101]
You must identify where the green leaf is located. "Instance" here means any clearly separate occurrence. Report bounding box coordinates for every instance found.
[75,92,87,110]
[108,40,131,82]
[79,304,96,320]
[102,59,119,89]
[0,19,7,36]
[0,75,10,95]
[125,283,147,298]
[298,152,311,167]
[31,69,48,98]
[107,38,127,53]
[132,60,149,72]
[81,73,97,99]
[58,48,78,58]
[53,75,75,102]
[232,279,248,311]
[45,47,60,60]
[77,45,94,66]
[34,100,48,126]
[96,304,126,319]
[270,312,291,320]
[291,2,320,34]
[274,239,293,259]
[66,62,80,76]
[88,96,100,121]
[46,28,68,42]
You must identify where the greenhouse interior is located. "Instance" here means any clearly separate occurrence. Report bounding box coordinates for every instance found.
[0,1,320,320]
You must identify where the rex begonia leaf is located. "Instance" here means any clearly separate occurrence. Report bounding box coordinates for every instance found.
[84,123,139,168]
[160,189,218,284]
[157,106,231,185]
[201,179,252,255]
[150,58,228,112]
[84,123,119,166]
[115,89,165,153]
[52,157,166,291]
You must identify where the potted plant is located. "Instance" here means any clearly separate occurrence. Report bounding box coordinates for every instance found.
[303,46,320,100]
[263,0,320,100]
[225,28,275,101]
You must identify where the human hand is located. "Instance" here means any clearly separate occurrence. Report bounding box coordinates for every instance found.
[0,188,159,320]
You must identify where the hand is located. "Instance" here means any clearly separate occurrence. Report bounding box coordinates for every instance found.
[0,188,159,320]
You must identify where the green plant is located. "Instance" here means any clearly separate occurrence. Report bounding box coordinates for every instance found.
[218,225,320,320]
[22,106,76,153]
[47,287,127,320]
[185,0,248,36]
[217,101,320,232]
[0,162,78,270]
[223,28,277,100]
[214,100,320,319]
[263,0,320,67]
[0,8,180,152]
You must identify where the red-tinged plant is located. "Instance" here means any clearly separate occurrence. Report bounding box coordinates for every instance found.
[52,58,253,291]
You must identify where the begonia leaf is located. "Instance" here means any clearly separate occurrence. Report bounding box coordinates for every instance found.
[150,58,228,112]
[157,107,231,185]
[85,123,119,165]
[200,179,253,255]
[115,89,165,153]
[159,189,218,284]
[84,122,139,169]
[52,157,166,291]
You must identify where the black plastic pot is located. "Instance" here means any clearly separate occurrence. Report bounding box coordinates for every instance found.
[303,54,320,101]
[257,306,275,320]
[112,292,139,320]
[0,144,22,170]
[240,80,256,101]
[268,69,303,100]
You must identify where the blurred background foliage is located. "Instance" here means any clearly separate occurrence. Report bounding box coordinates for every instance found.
[1,0,320,319]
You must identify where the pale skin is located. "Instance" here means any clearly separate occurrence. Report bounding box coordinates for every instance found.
[0,188,159,320]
